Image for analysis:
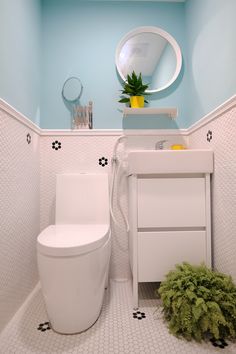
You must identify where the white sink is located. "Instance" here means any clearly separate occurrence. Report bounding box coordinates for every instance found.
[127,149,213,174]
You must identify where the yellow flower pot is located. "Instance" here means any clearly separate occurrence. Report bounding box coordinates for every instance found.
[130,96,144,108]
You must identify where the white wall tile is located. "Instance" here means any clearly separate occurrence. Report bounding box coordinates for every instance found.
[40,135,131,280]
[189,106,236,282]
[0,109,40,332]
[39,134,185,281]
[5,99,236,337]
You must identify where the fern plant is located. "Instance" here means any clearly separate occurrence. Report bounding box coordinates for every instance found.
[119,71,150,104]
[156,263,236,342]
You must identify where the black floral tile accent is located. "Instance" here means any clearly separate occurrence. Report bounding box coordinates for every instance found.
[26,133,31,144]
[52,140,61,150]
[133,311,146,320]
[210,338,228,349]
[207,130,213,142]
[37,321,51,332]
[99,157,108,167]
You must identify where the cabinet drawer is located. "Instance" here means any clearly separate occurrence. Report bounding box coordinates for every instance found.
[137,178,206,228]
[138,231,206,282]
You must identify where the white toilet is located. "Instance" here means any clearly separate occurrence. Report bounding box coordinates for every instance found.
[37,173,111,334]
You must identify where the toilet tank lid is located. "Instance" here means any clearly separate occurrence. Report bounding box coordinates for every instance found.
[37,224,110,257]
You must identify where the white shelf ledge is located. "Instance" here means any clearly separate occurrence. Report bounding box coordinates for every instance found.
[123,107,177,119]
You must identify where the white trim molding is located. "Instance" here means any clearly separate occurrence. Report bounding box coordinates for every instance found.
[40,129,123,136]
[1,94,236,137]
[41,129,187,136]
[0,98,187,136]
[188,94,236,134]
[0,98,41,135]
[123,129,188,136]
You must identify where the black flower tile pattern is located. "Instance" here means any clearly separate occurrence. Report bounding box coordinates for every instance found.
[210,338,228,349]
[133,311,146,320]
[37,322,51,332]
[26,133,31,144]
[99,157,108,167]
[207,130,213,142]
[52,140,61,150]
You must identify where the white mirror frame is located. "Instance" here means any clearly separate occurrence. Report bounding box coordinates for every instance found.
[115,26,182,94]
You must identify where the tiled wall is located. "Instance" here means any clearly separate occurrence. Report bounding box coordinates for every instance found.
[0,101,186,332]
[0,108,40,332]
[40,134,187,280]
[189,105,236,282]
[40,134,131,280]
[3,97,236,334]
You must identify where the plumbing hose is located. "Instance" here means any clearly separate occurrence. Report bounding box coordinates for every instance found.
[116,161,129,232]
[109,157,118,225]
[109,136,129,233]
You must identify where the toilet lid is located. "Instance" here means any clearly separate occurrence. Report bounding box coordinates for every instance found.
[37,224,110,257]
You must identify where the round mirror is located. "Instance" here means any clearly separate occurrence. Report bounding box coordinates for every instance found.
[115,26,182,93]
[62,77,83,103]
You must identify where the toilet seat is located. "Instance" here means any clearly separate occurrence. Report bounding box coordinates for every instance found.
[37,224,110,257]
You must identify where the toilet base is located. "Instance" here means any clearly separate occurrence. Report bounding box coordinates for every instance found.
[38,234,111,334]
[51,307,102,335]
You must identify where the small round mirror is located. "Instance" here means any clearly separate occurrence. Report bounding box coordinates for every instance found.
[62,77,83,103]
[115,26,182,93]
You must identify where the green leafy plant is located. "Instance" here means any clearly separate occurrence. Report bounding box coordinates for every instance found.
[156,262,236,342]
[118,71,150,104]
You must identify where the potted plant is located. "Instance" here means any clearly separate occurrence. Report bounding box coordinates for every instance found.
[156,262,236,347]
[119,71,150,108]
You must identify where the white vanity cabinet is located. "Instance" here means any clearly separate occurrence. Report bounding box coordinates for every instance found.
[137,178,206,228]
[128,164,213,309]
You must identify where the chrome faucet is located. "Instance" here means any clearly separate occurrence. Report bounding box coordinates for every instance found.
[155,140,167,150]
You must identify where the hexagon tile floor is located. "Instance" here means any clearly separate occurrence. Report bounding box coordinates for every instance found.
[0,280,235,354]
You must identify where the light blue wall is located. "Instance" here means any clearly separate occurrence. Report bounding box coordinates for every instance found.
[185,0,236,126]
[1,1,235,129]
[0,0,41,125]
[41,0,187,129]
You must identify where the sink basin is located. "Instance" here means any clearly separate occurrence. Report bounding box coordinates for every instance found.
[127,149,213,174]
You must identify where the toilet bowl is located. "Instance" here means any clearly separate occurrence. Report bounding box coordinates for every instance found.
[37,173,111,334]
